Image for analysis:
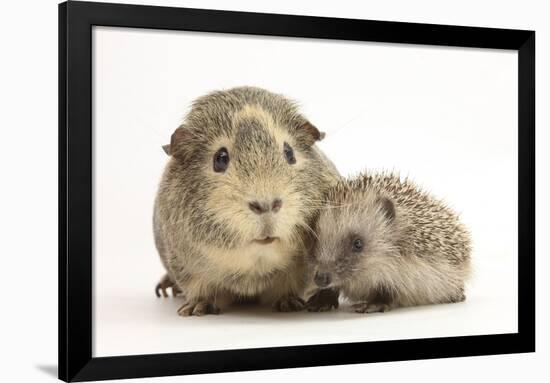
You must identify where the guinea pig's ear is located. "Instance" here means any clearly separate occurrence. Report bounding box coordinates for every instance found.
[377,196,396,222]
[297,121,326,146]
[164,126,191,157]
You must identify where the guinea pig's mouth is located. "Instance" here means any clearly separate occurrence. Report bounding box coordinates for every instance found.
[252,236,279,245]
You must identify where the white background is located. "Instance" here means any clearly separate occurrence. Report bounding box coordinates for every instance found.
[0,0,548,382]
[93,26,518,357]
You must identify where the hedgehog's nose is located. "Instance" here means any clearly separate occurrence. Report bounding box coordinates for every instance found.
[249,198,283,214]
[314,272,332,288]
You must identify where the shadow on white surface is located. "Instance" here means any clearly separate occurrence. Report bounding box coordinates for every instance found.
[94,256,517,357]
[35,365,57,379]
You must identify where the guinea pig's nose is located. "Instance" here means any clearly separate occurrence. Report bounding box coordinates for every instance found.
[249,199,283,214]
[271,198,283,213]
[314,272,332,288]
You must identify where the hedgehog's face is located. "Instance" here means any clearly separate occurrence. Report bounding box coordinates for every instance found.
[167,103,328,250]
[309,194,397,289]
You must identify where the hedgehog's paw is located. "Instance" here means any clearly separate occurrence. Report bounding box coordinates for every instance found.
[274,295,305,312]
[352,301,391,314]
[177,301,220,317]
[307,289,339,312]
[155,274,182,298]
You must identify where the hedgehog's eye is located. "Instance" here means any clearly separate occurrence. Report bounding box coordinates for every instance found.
[213,147,229,172]
[283,142,296,165]
[352,238,364,252]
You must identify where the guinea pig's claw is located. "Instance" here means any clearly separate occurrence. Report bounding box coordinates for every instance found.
[155,274,181,298]
[274,296,305,312]
[352,302,391,313]
[155,283,167,298]
[177,301,220,317]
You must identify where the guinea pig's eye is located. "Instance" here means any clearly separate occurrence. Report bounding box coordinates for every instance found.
[283,142,296,165]
[213,147,230,172]
[352,238,364,252]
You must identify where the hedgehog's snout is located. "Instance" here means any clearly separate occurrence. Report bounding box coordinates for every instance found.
[314,271,332,288]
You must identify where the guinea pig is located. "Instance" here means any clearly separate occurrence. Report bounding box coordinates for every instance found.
[154,86,340,316]
[306,172,472,313]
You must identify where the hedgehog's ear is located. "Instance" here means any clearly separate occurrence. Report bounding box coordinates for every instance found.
[377,197,396,222]
[163,126,191,157]
[297,121,325,146]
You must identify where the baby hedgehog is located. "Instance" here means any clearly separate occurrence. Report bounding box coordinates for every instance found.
[307,173,472,313]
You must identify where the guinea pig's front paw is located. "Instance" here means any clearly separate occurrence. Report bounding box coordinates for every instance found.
[352,301,391,314]
[274,295,305,312]
[177,301,221,317]
[307,289,339,312]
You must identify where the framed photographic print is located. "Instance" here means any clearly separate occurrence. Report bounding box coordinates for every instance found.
[59,1,535,381]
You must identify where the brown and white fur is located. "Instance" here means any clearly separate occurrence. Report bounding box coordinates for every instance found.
[154,86,340,316]
[307,172,472,313]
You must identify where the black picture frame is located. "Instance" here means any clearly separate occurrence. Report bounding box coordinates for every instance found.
[59,1,535,381]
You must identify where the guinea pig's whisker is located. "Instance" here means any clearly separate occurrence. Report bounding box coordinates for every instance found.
[303,197,366,207]
[324,112,365,138]
[303,201,366,210]
[300,221,320,242]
